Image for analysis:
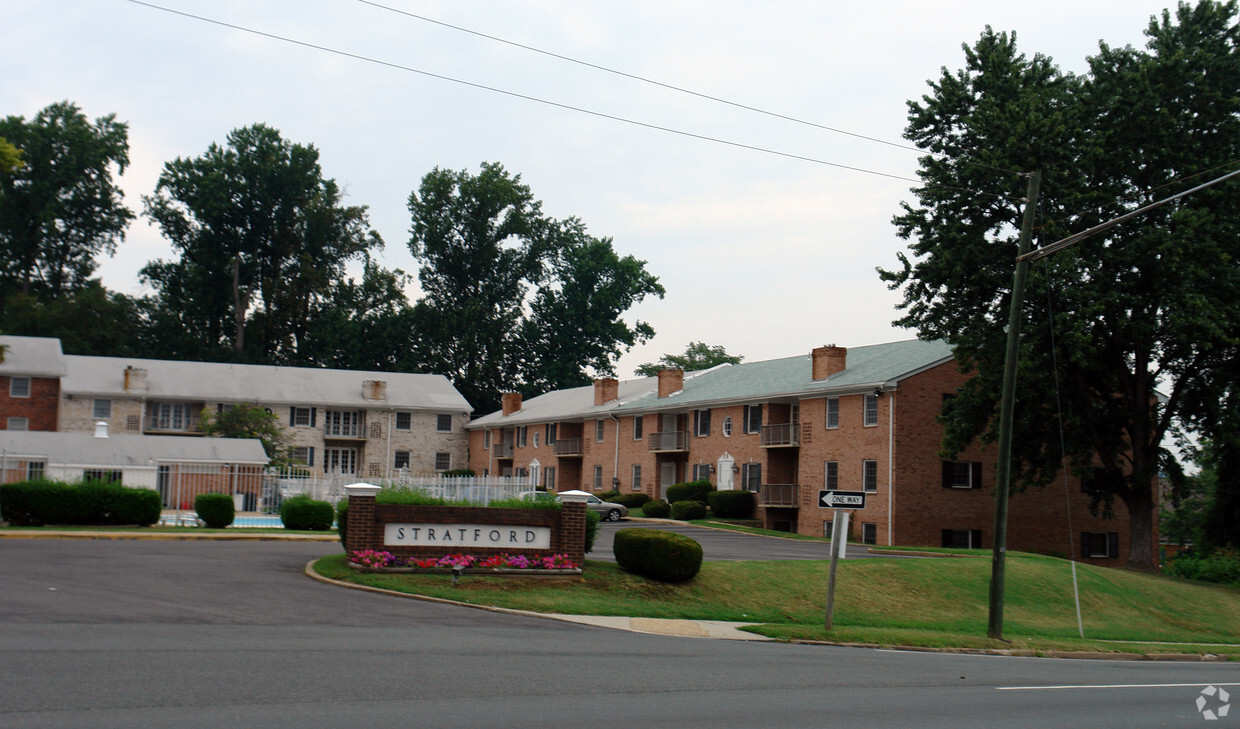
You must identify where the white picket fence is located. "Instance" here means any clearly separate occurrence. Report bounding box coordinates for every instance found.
[265,469,536,510]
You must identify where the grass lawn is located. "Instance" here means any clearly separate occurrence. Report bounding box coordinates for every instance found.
[313,550,1240,656]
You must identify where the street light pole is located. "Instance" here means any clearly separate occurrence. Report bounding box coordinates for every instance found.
[988,170,1040,640]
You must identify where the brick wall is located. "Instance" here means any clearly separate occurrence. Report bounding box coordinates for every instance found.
[0,376,59,430]
[345,491,586,565]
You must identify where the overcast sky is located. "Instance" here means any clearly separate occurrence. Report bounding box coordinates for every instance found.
[4,0,1180,377]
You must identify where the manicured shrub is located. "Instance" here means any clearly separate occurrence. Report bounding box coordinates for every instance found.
[116,487,162,526]
[670,500,707,520]
[707,489,755,518]
[642,499,671,518]
[666,480,714,504]
[612,492,652,509]
[598,489,621,502]
[336,501,349,549]
[585,509,600,553]
[195,493,235,528]
[0,479,160,526]
[281,495,335,531]
[613,528,703,582]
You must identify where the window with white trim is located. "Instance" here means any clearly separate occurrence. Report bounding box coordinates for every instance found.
[484,430,491,450]
[434,452,451,471]
[863,460,878,492]
[547,423,557,445]
[324,410,363,438]
[27,460,45,480]
[323,447,358,474]
[595,419,605,442]
[9,377,30,398]
[693,409,711,437]
[942,461,982,489]
[863,394,879,427]
[393,450,410,469]
[743,404,762,434]
[631,464,642,491]
[722,416,732,437]
[593,465,603,491]
[633,416,643,441]
[291,407,316,427]
[824,461,838,490]
[533,432,541,448]
[826,398,839,429]
[692,463,711,482]
[290,446,315,467]
[517,426,528,448]
[741,462,762,492]
[93,399,112,419]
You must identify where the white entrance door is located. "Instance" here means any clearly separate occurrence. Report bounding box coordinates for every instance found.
[660,461,677,500]
[716,453,736,490]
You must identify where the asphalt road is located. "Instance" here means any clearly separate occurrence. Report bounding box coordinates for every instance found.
[0,538,1233,729]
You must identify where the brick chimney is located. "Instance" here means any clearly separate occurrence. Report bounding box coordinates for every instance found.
[123,366,148,392]
[501,392,522,416]
[811,345,847,381]
[594,377,619,406]
[657,368,684,398]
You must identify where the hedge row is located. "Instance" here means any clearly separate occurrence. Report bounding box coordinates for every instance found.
[706,489,755,518]
[0,479,161,527]
[665,480,713,504]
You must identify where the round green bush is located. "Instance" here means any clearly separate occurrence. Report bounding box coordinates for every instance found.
[280,495,335,531]
[670,499,707,520]
[707,489,755,518]
[642,499,671,518]
[118,488,162,526]
[665,480,713,504]
[613,528,703,582]
[612,492,652,509]
[336,501,349,549]
[195,493,235,528]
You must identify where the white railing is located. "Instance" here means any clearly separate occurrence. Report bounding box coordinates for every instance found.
[264,468,537,508]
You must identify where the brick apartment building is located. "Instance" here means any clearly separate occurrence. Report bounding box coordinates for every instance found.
[466,339,1149,566]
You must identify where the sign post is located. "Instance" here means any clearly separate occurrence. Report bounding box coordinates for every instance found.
[821,490,866,631]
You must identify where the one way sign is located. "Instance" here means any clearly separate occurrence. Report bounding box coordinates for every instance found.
[818,490,866,509]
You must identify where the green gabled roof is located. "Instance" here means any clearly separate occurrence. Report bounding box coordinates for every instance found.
[613,338,953,413]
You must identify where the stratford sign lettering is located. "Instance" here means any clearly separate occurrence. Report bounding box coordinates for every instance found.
[384,523,553,549]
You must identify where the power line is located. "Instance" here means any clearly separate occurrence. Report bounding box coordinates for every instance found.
[353,1,1029,180]
[123,0,1009,196]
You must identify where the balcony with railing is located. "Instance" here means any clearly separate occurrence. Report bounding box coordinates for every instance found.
[648,430,688,453]
[759,483,800,507]
[553,438,583,457]
[760,423,800,448]
[494,443,514,459]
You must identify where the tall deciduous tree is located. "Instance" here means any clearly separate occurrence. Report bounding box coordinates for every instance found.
[634,341,743,377]
[142,124,381,364]
[407,162,662,412]
[199,403,291,467]
[0,101,133,307]
[880,1,1240,570]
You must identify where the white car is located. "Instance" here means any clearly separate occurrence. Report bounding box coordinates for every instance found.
[518,490,629,522]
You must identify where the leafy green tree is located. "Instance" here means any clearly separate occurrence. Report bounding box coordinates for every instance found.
[408,162,661,412]
[519,218,664,393]
[302,258,420,371]
[0,101,133,307]
[3,281,143,355]
[880,2,1240,569]
[0,137,21,174]
[199,402,291,467]
[634,341,743,377]
[142,124,381,364]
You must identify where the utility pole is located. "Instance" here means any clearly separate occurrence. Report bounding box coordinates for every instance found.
[988,170,1040,640]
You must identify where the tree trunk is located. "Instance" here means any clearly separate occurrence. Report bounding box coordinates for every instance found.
[1121,487,1157,572]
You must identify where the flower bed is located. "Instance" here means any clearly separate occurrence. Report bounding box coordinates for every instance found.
[347,549,581,575]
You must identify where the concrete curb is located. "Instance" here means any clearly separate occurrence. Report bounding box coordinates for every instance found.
[0,529,339,542]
